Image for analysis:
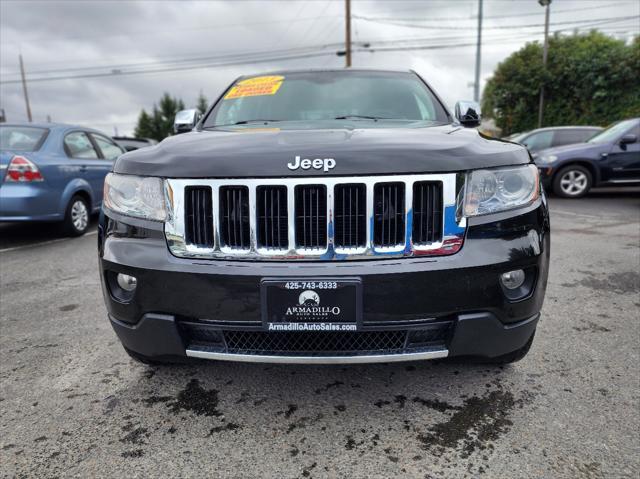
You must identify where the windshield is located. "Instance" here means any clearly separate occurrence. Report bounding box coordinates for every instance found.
[204,71,449,129]
[588,119,637,144]
[0,126,48,151]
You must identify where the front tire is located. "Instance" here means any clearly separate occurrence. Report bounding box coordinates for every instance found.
[63,195,90,236]
[552,165,592,198]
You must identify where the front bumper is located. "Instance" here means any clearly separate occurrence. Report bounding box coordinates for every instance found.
[108,311,539,364]
[99,199,550,363]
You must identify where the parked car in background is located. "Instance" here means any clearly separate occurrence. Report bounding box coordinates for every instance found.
[0,123,125,235]
[535,118,640,197]
[113,136,157,152]
[507,126,603,153]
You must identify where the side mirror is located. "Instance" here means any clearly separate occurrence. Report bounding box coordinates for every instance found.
[454,101,482,127]
[174,109,200,135]
[620,133,637,145]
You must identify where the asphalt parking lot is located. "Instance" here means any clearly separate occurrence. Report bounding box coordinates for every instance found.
[1,189,638,478]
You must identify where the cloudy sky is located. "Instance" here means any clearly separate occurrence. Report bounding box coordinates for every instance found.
[1,0,638,135]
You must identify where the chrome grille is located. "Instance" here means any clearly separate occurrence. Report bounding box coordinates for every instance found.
[166,174,466,260]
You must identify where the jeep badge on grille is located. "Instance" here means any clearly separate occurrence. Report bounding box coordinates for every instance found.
[288,156,336,172]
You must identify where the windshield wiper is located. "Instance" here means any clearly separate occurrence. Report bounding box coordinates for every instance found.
[206,119,282,128]
[334,115,391,121]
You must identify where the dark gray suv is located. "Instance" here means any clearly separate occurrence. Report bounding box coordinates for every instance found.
[508,126,602,153]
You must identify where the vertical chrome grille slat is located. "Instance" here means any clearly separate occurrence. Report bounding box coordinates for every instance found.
[270,188,274,246]
[302,187,306,245]
[316,187,320,247]
[224,189,235,243]
[342,188,344,246]
[169,175,459,260]
[276,187,281,247]
[262,188,267,246]
[354,187,358,244]
[192,189,198,245]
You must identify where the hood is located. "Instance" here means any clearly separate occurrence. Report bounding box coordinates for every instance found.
[113,125,530,178]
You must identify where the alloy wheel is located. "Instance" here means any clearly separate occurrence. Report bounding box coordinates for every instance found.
[71,200,89,231]
[559,170,588,196]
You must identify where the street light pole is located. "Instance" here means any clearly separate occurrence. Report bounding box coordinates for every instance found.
[537,0,551,128]
[19,54,33,123]
[345,0,352,67]
[473,0,483,102]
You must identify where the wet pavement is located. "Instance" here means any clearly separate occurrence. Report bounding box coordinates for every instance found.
[1,189,638,478]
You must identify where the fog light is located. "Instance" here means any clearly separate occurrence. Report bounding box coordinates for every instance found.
[117,273,137,292]
[500,270,525,290]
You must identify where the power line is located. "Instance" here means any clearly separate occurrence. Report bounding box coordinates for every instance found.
[2,24,635,86]
[0,43,345,79]
[354,14,639,30]
[358,2,634,22]
[301,0,334,45]
[0,50,339,85]
[8,18,636,82]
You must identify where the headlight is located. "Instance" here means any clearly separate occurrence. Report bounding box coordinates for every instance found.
[537,154,557,164]
[103,173,166,221]
[463,165,539,217]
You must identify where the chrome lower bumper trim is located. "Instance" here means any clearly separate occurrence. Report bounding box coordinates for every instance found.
[185,348,449,364]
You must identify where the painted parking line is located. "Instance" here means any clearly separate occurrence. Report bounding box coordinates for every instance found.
[0,230,98,254]
[551,209,602,220]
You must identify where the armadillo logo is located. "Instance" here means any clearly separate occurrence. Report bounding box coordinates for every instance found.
[285,290,340,317]
[299,290,320,306]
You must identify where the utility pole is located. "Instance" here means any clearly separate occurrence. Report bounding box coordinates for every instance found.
[538,0,552,128]
[473,0,483,102]
[345,0,352,67]
[19,54,33,122]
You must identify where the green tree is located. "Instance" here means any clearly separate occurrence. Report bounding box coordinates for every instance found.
[134,93,185,141]
[196,91,209,115]
[482,32,640,136]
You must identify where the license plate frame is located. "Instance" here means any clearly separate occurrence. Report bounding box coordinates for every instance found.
[260,278,362,331]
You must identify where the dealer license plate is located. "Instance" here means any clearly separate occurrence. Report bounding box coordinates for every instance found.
[261,278,362,331]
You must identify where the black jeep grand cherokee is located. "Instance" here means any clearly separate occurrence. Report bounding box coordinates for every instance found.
[99,69,549,365]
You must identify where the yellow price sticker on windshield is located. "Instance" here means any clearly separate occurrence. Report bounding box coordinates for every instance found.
[224,76,284,100]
